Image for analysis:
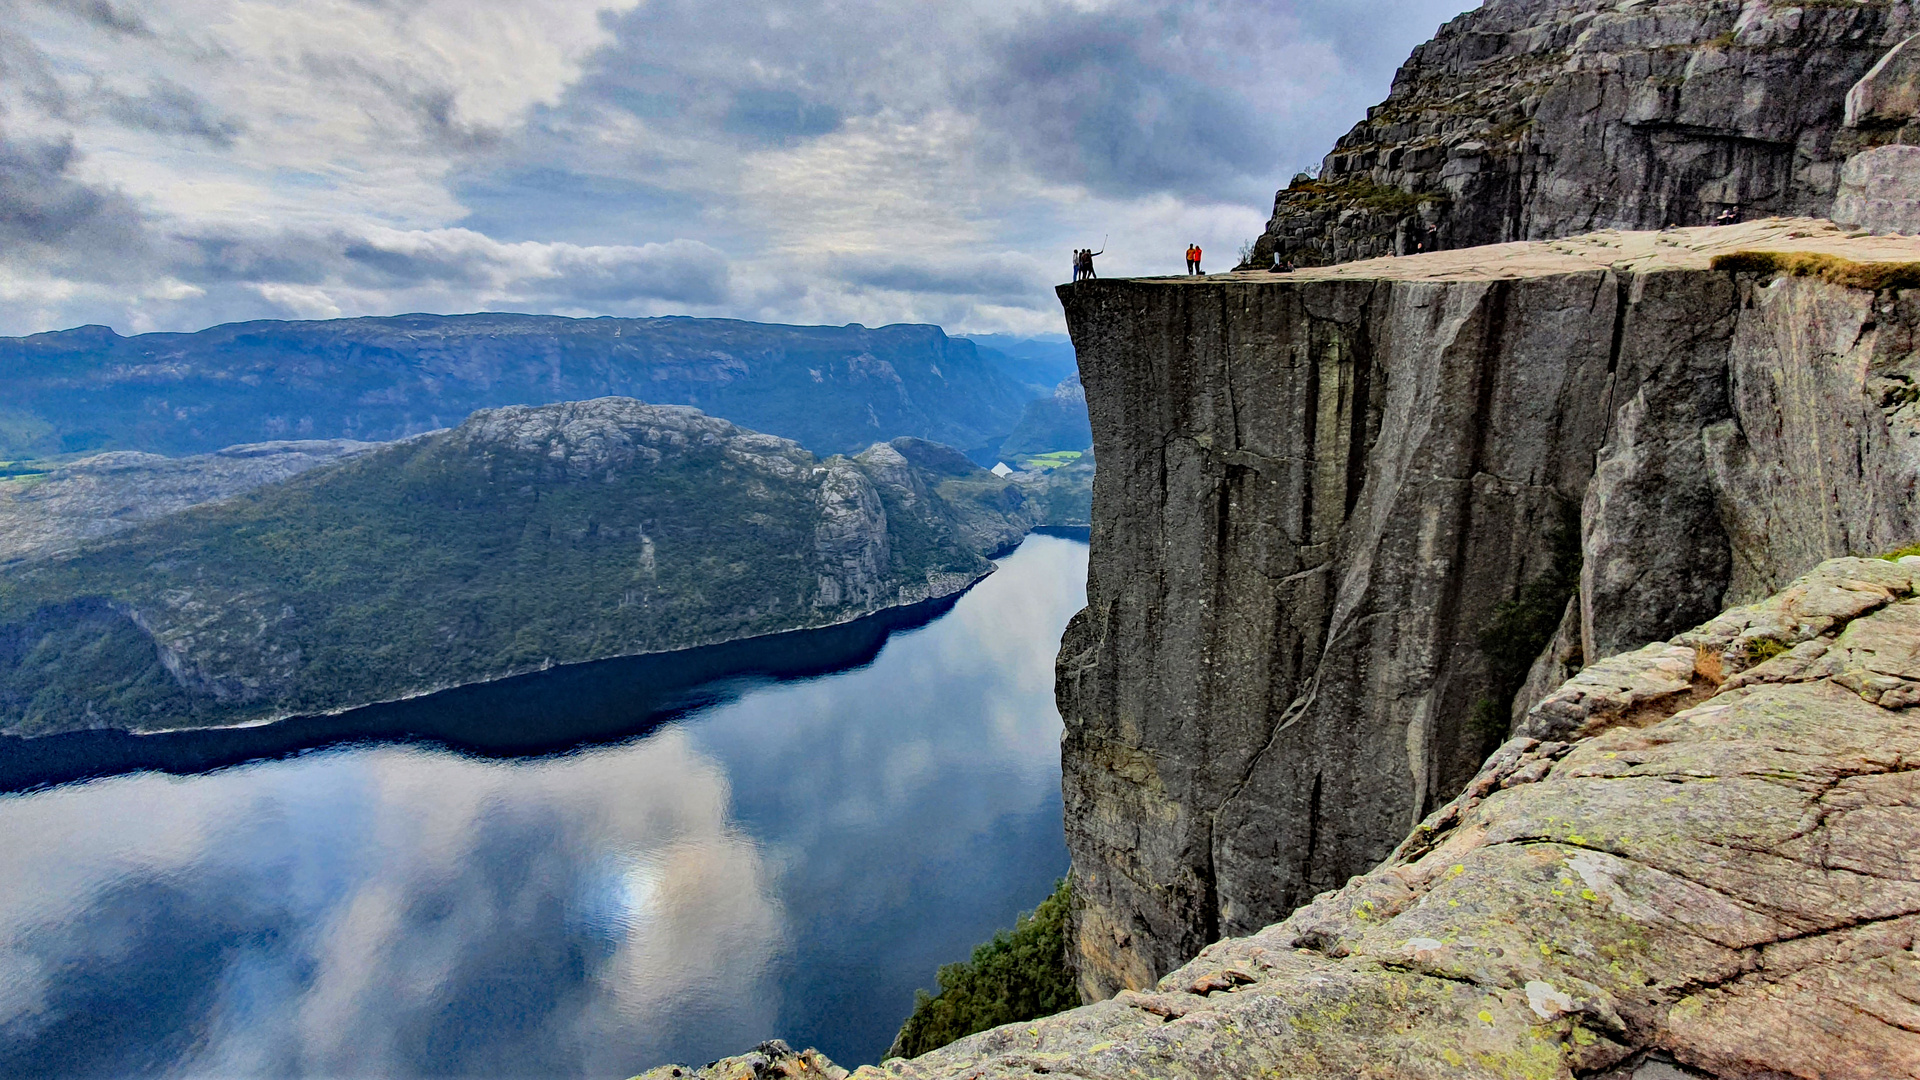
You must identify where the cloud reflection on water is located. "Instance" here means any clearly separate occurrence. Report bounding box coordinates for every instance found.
[0,534,1086,1075]
[0,732,783,1076]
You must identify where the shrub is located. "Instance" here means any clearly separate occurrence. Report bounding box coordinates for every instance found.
[890,880,1076,1059]
[1881,541,1920,561]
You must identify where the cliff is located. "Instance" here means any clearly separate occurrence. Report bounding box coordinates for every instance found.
[643,554,1920,1077]
[1252,0,1920,268]
[1054,218,1920,999]
[0,314,1038,460]
[0,399,1031,737]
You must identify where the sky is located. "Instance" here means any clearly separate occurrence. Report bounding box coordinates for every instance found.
[0,0,1476,338]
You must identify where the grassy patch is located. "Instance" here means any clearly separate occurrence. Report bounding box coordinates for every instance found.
[1745,636,1790,664]
[891,880,1075,1059]
[1880,541,1920,560]
[1280,176,1444,218]
[1015,451,1083,471]
[1710,251,1920,291]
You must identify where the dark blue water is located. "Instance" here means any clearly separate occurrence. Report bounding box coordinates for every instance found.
[0,533,1088,1078]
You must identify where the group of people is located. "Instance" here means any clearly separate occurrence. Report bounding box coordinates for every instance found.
[1069,243,1205,282]
[1071,246,1103,282]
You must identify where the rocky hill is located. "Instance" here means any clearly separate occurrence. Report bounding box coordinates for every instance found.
[659,553,1920,1079]
[0,314,1038,461]
[1250,0,1920,268]
[0,440,375,567]
[0,399,1031,738]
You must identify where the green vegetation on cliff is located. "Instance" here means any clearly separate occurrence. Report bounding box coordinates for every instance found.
[890,881,1075,1059]
[0,399,1031,737]
[1710,250,1920,290]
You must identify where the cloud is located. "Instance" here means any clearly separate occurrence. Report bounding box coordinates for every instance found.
[0,134,149,261]
[35,0,152,37]
[0,0,1478,337]
[96,79,244,146]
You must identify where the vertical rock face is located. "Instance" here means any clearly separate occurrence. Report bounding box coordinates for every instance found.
[1253,0,1919,268]
[1057,222,1920,999]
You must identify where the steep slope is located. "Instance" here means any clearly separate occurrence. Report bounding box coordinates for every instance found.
[0,314,1034,459]
[0,440,376,567]
[0,399,1030,737]
[1056,218,1920,998]
[1251,0,1920,268]
[646,555,1920,1078]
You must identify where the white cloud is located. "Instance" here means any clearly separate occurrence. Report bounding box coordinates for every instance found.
[0,0,1476,336]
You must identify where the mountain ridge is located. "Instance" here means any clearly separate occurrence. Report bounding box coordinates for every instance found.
[0,312,1049,461]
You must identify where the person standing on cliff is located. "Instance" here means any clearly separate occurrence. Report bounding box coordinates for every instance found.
[1186,243,1202,275]
[1074,245,1103,281]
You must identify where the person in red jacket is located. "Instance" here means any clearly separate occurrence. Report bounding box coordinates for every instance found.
[1185,243,1202,275]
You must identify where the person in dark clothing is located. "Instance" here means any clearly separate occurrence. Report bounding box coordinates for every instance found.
[1073,246,1103,281]
[1715,205,1740,226]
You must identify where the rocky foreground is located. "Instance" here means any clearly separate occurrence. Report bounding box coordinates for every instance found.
[647,555,1920,1078]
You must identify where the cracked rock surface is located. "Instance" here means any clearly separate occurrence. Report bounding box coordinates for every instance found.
[649,557,1920,1078]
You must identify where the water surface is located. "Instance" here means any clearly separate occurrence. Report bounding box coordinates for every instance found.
[0,533,1088,1077]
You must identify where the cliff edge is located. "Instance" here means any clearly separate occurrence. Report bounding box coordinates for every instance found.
[1056,218,1920,999]
[643,554,1920,1077]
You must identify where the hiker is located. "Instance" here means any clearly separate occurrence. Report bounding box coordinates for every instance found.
[1186,243,1202,275]
[1074,245,1104,282]
[1715,205,1740,226]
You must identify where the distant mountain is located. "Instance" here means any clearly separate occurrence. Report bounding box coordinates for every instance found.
[961,335,1079,391]
[1000,375,1092,458]
[0,398,1033,737]
[0,314,1037,460]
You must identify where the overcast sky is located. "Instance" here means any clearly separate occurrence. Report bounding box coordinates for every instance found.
[0,0,1474,338]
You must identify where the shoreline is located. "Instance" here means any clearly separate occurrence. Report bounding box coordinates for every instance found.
[0,529,1090,792]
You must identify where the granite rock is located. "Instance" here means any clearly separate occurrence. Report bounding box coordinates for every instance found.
[1833,144,1920,234]
[1056,220,1920,999]
[1251,0,1920,269]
